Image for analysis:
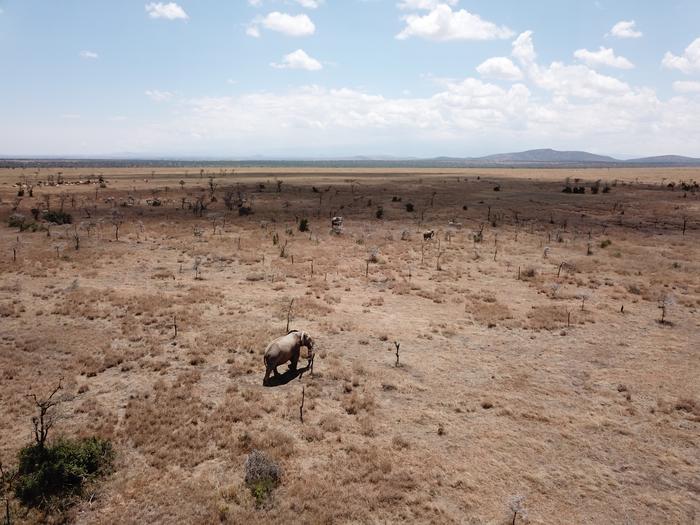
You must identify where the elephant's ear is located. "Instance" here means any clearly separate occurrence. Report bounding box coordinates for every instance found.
[298,331,306,344]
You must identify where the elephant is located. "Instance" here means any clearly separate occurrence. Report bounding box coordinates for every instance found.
[263,330,315,386]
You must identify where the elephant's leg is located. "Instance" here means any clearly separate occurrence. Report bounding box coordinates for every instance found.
[263,367,271,385]
[289,353,299,371]
[272,366,280,376]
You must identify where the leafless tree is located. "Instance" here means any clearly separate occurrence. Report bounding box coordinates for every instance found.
[110,211,124,241]
[27,378,67,449]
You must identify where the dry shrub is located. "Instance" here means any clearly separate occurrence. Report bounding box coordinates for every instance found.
[0,301,19,317]
[358,415,375,437]
[415,288,444,303]
[319,414,341,432]
[52,288,112,320]
[151,269,174,280]
[244,449,282,507]
[521,266,537,280]
[391,435,409,450]
[673,397,699,419]
[300,425,325,442]
[249,427,295,459]
[527,305,569,329]
[292,296,334,319]
[468,297,513,326]
[342,390,376,415]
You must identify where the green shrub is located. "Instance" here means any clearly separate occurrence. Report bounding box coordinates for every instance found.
[8,213,26,228]
[42,211,72,225]
[298,218,309,232]
[600,239,612,248]
[375,206,384,219]
[405,203,414,212]
[15,437,113,509]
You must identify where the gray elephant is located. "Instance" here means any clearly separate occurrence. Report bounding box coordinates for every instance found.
[263,330,315,385]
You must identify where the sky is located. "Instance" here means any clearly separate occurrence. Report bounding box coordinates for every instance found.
[1,0,700,158]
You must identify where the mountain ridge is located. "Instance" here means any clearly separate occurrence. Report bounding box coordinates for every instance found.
[2,149,700,167]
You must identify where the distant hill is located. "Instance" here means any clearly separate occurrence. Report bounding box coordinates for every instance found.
[625,155,700,165]
[2,149,700,168]
[472,148,618,164]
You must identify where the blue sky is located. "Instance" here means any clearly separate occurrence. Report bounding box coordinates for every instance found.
[1,0,700,157]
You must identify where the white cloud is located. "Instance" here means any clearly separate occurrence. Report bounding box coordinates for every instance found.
[145,89,174,102]
[247,0,323,7]
[573,47,634,69]
[673,80,700,94]
[271,49,322,71]
[79,50,99,59]
[610,20,642,39]
[510,32,631,99]
[246,24,261,37]
[109,116,128,122]
[476,57,522,81]
[396,5,514,41]
[295,0,324,8]
[397,0,458,10]
[248,12,315,37]
[512,30,536,65]
[145,2,188,20]
[662,37,700,74]
[532,62,630,99]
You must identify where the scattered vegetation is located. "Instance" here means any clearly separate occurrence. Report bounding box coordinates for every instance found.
[244,450,281,508]
[42,210,72,224]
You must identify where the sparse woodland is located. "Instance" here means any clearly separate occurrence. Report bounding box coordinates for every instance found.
[0,166,698,524]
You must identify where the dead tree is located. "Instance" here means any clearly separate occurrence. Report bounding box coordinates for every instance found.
[111,211,124,241]
[394,341,400,367]
[73,226,80,250]
[286,299,294,333]
[299,386,305,423]
[27,379,64,449]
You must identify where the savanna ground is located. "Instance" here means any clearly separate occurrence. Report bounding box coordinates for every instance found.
[0,166,698,524]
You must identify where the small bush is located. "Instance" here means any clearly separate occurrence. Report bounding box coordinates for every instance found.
[375,206,384,219]
[42,211,72,225]
[521,267,537,280]
[298,218,309,232]
[405,203,414,212]
[238,206,252,216]
[15,437,114,509]
[600,239,612,248]
[8,213,26,228]
[244,450,281,507]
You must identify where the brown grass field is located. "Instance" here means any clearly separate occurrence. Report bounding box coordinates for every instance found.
[0,166,698,524]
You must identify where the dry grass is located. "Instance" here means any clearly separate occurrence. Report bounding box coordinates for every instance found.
[0,167,698,524]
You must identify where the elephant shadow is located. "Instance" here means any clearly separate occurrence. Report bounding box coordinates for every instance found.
[263,362,313,387]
